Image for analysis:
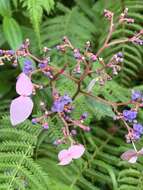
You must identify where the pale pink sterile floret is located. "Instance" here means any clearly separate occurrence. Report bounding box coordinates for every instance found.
[58,144,85,166]
[16,73,33,96]
[121,149,141,164]
[10,73,34,126]
[10,96,33,126]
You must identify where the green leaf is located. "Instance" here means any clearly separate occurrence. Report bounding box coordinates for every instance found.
[86,96,115,118]
[41,0,54,13]
[3,17,23,50]
[0,0,11,17]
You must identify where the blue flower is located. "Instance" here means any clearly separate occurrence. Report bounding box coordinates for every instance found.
[131,91,142,101]
[133,123,143,134]
[23,59,33,75]
[51,94,72,113]
[61,94,72,104]
[38,63,46,69]
[51,100,65,112]
[117,52,123,58]
[132,130,141,141]
[123,110,137,122]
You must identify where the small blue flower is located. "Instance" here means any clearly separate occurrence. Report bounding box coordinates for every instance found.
[131,90,142,101]
[123,110,137,122]
[132,130,141,141]
[117,52,123,58]
[133,123,143,134]
[51,100,65,112]
[61,94,72,104]
[51,94,72,113]
[23,59,33,75]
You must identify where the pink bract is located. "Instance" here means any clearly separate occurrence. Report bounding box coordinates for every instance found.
[10,96,33,126]
[58,144,85,166]
[121,149,138,163]
[68,144,85,159]
[16,73,33,96]
[58,149,72,165]
[10,73,34,126]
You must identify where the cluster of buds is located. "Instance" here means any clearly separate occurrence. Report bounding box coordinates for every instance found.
[32,117,49,130]
[0,49,15,65]
[96,69,112,86]
[95,52,123,86]
[104,9,113,20]
[56,36,73,52]
[119,8,134,24]
[0,39,30,66]
[57,38,97,76]
[107,52,123,75]
[130,30,143,45]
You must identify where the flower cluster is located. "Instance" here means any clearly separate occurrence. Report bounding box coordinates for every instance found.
[58,144,85,165]
[31,91,90,145]
[107,52,123,75]
[130,30,143,45]
[121,147,143,164]
[115,90,143,144]
[51,93,72,113]
[6,9,143,165]
[119,8,134,24]
[104,9,113,20]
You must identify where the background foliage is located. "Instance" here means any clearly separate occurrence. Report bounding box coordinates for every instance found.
[0,0,143,189]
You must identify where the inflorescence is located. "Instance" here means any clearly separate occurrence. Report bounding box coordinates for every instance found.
[0,9,142,165]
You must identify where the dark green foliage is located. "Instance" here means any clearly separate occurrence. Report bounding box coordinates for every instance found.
[0,116,50,190]
[0,0,143,190]
[37,125,143,190]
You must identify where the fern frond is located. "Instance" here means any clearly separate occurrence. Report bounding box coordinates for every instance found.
[41,5,95,48]
[0,116,50,190]
[21,0,54,49]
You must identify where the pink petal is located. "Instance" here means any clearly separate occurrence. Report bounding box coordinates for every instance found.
[58,149,69,160]
[16,73,33,96]
[128,156,138,163]
[121,150,137,162]
[68,144,85,159]
[58,157,72,165]
[58,149,72,165]
[10,96,33,126]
